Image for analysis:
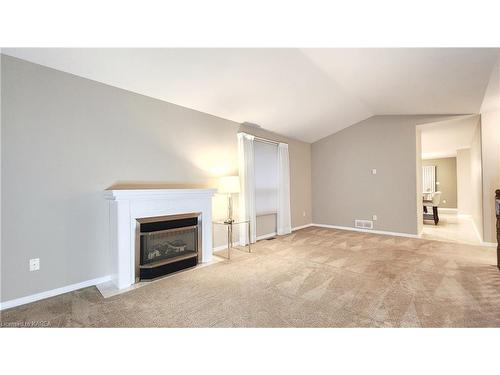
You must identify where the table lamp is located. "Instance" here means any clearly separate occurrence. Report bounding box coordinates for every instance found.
[218,176,240,223]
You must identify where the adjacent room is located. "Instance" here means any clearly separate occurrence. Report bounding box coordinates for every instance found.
[1,48,500,328]
[418,115,483,245]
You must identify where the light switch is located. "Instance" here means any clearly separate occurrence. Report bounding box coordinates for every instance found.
[29,258,40,271]
[372,169,377,175]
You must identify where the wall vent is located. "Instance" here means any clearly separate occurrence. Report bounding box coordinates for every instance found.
[355,219,373,230]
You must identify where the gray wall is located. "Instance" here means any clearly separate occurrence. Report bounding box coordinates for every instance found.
[312,115,459,235]
[422,157,457,208]
[1,55,312,302]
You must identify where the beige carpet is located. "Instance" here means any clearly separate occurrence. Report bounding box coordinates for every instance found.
[2,226,500,327]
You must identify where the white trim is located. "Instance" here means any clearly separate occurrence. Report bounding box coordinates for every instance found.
[0,275,111,311]
[105,188,215,290]
[256,211,277,217]
[212,232,276,253]
[471,218,484,243]
[312,223,420,238]
[480,241,497,247]
[212,242,240,252]
[257,232,277,241]
[104,188,217,201]
[439,208,458,213]
[422,151,457,160]
[292,223,313,231]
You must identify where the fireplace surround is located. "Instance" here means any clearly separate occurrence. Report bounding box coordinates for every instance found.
[104,188,216,290]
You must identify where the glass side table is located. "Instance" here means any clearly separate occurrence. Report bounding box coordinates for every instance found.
[213,219,251,259]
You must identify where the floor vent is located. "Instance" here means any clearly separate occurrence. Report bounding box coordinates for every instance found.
[355,219,373,229]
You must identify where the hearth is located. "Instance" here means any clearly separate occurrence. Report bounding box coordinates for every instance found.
[136,212,202,281]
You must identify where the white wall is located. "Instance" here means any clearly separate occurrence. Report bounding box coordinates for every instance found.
[416,128,423,234]
[456,148,472,215]
[470,121,484,240]
[480,55,500,244]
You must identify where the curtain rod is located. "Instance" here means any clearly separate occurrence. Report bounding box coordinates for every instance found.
[255,136,280,146]
[238,132,287,146]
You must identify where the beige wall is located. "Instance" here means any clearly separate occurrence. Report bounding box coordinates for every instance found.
[480,55,500,244]
[1,55,311,302]
[312,115,458,235]
[456,148,472,215]
[422,157,457,208]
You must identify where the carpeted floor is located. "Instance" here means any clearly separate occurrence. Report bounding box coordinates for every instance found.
[2,226,500,327]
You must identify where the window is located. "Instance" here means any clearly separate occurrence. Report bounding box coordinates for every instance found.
[422,165,436,193]
[254,140,278,215]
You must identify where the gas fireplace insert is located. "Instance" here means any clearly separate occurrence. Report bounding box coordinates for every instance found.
[135,212,202,281]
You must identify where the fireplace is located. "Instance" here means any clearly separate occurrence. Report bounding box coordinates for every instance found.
[105,188,215,290]
[135,212,202,281]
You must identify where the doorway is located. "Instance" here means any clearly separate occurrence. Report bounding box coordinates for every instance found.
[416,115,483,245]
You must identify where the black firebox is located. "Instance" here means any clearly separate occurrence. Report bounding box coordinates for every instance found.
[136,213,201,281]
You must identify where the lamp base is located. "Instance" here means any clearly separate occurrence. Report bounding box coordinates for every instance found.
[225,195,234,225]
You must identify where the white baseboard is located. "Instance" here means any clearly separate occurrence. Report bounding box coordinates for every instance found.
[481,241,497,247]
[213,243,239,252]
[439,208,458,213]
[212,231,277,252]
[292,223,314,231]
[0,275,112,311]
[257,232,277,241]
[470,219,499,248]
[471,219,484,243]
[213,225,313,252]
[312,223,420,239]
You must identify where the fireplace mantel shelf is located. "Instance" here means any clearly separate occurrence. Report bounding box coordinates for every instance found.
[104,188,217,201]
[104,188,216,290]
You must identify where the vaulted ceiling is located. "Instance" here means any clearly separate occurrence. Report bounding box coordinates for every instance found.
[3,48,499,142]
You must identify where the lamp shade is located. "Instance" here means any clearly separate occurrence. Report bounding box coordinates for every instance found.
[218,176,240,194]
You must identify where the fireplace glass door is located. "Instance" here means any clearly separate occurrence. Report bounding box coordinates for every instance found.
[140,226,197,266]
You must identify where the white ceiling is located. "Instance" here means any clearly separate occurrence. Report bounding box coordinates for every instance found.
[419,115,479,159]
[3,48,499,143]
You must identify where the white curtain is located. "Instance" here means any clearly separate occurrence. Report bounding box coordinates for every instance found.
[254,140,278,215]
[238,133,257,245]
[277,142,291,235]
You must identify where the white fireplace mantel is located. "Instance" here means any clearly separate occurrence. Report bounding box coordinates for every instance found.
[104,188,216,290]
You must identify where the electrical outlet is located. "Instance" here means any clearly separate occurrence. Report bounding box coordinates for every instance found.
[29,258,40,271]
[372,169,377,175]
[442,200,447,204]
[302,211,306,217]
[372,215,377,221]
